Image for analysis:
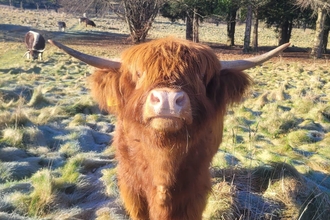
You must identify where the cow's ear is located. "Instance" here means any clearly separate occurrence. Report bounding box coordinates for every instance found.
[88,69,122,115]
[207,69,252,112]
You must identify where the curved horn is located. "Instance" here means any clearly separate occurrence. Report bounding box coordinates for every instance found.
[23,51,29,58]
[48,39,121,69]
[220,43,290,71]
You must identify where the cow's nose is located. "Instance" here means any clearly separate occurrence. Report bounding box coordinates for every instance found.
[149,89,189,115]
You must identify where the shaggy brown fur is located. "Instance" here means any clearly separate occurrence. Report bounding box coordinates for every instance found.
[89,37,252,220]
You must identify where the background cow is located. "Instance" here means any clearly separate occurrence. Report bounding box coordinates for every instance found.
[78,17,87,24]
[49,38,289,220]
[24,31,45,61]
[78,13,87,24]
[58,21,66,31]
[82,18,96,27]
[78,12,96,28]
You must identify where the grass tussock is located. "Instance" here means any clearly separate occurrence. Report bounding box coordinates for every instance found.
[27,86,51,108]
[36,106,67,124]
[27,169,55,217]
[203,182,238,220]
[287,130,319,148]
[101,168,119,197]
[64,95,99,116]
[68,113,87,127]
[259,111,299,137]
[55,154,84,186]
[0,162,11,183]
[0,103,31,130]
[209,163,330,219]
[59,142,81,157]
[1,127,24,147]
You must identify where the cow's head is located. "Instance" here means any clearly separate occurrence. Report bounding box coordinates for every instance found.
[24,31,45,61]
[48,38,289,133]
[30,50,40,60]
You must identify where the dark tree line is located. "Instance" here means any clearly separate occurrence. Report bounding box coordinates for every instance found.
[7,0,59,10]
[160,0,329,58]
[6,0,329,58]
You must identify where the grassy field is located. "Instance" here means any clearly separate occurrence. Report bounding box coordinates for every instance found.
[0,7,330,220]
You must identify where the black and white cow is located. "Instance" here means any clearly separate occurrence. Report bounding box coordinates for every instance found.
[85,19,96,27]
[78,17,87,24]
[79,18,96,27]
[24,31,45,61]
[58,21,66,31]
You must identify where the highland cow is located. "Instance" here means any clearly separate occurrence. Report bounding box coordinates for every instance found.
[49,37,289,220]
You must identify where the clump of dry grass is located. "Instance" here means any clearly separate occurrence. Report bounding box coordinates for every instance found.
[259,110,300,137]
[204,181,239,219]
[68,113,86,127]
[318,106,330,123]
[55,154,84,186]
[0,162,11,183]
[27,86,51,108]
[58,142,81,157]
[25,169,55,217]
[36,106,67,124]
[0,99,31,130]
[287,130,320,148]
[209,163,330,219]
[64,95,99,116]
[101,168,119,198]
[1,127,24,147]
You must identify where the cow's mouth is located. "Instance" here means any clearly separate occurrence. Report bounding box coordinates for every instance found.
[149,116,185,132]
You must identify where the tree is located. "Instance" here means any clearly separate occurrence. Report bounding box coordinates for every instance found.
[295,0,330,58]
[160,1,193,40]
[243,1,252,53]
[160,0,217,42]
[123,0,163,43]
[322,14,330,53]
[258,0,299,45]
[215,0,241,46]
[249,0,271,51]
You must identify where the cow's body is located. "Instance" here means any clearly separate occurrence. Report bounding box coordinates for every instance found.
[48,37,289,220]
[78,17,87,24]
[79,18,96,27]
[24,31,45,60]
[58,21,66,31]
[88,38,251,220]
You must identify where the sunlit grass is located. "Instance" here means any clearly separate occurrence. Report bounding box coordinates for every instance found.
[0,7,329,220]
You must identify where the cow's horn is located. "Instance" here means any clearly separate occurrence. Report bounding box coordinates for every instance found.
[48,39,121,69]
[220,43,290,71]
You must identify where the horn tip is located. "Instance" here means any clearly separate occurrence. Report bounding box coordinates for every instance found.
[48,39,55,45]
[282,42,291,48]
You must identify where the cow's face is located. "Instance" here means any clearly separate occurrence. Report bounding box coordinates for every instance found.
[115,39,214,132]
[31,51,39,60]
[115,38,249,133]
[48,38,289,134]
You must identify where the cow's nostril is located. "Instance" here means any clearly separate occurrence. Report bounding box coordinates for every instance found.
[150,92,160,104]
[176,95,185,107]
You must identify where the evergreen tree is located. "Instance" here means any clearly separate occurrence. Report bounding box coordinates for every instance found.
[160,0,217,42]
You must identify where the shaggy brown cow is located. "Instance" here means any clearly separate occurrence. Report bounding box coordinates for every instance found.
[49,37,289,220]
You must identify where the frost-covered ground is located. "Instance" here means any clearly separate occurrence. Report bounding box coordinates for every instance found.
[0,8,329,220]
